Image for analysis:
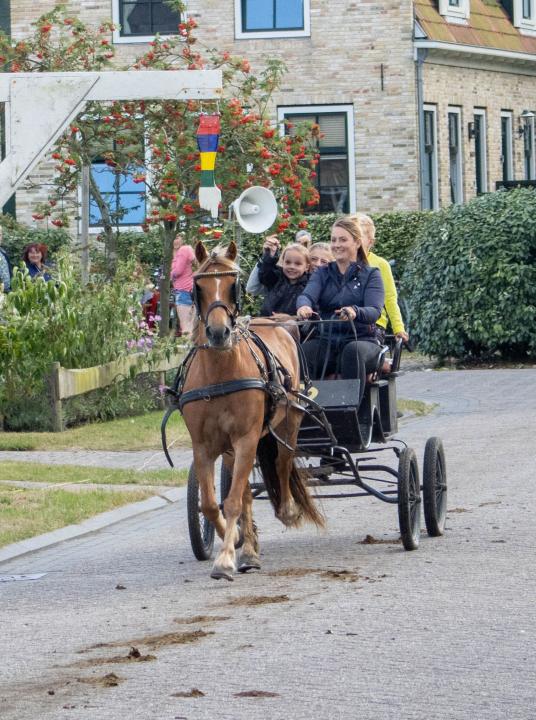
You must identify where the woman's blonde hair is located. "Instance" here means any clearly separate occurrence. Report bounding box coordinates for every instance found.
[310,241,333,259]
[331,216,368,264]
[280,242,311,269]
[353,213,376,246]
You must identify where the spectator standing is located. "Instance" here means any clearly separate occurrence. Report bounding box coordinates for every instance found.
[0,226,11,292]
[23,243,52,281]
[171,234,196,337]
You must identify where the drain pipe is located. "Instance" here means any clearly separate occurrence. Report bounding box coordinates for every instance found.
[415,46,428,210]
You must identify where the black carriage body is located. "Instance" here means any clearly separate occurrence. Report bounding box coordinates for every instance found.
[297,376,398,455]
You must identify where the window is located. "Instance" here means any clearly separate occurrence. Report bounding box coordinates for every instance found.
[448,109,463,204]
[474,109,487,194]
[235,0,310,39]
[438,0,470,23]
[278,105,356,214]
[112,0,180,43]
[523,114,535,180]
[501,111,514,183]
[422,105,438,210]
[89,141,146,229]
[513,0,536,33]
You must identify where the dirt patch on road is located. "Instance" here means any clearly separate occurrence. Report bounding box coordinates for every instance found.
[359,534,400,545]
[320,569,359,582]
[171,688,205,698]
[66,647,156,669]
[77,672,123,687]
[265,568,320,578]
[448,507,471,513]
[227,594,289,607]
[234,690,280,698]
[174,614,230,625]
[81,629,214,653]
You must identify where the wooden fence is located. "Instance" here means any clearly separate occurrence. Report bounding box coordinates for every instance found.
[48,350,186,432]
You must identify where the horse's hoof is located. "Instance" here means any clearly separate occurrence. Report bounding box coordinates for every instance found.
[211,567,234,581]
[238,554,261,573]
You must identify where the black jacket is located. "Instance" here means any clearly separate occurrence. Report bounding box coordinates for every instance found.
[257,253,310,316]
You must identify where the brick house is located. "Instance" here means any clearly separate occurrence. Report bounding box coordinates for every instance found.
[3,0,536,230]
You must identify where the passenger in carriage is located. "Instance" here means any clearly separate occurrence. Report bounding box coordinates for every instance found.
[354,213,409,344]
[257,238,311,316]
[309,242,334,270]
[296,216,385,399]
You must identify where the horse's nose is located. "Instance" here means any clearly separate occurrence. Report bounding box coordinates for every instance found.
[206,324,231,346]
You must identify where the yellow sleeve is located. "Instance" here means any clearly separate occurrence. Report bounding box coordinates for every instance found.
[373,254,405,335]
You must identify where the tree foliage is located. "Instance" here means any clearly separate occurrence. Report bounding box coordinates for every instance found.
[0,2,320,332]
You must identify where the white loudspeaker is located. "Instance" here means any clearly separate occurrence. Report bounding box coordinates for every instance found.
[230,186,278,234]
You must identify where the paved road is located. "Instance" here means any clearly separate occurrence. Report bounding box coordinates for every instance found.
[1,369,535,720]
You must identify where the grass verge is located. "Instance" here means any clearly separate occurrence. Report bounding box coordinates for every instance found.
[0,410,189,452]
[0,484,154,548]
[0,462,188,487]
[398,398,437,417]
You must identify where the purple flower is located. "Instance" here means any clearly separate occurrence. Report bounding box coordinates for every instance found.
[126,339,136,350]
[137,338,146,348]
[154,314,162,322]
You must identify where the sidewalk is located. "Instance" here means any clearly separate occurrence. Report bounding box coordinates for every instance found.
[0,447,193,472]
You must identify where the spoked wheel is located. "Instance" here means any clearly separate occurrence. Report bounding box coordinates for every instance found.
[187,463,215,561]
[397,447,421,551]
[220,463,244,550]
[423,437,447,536]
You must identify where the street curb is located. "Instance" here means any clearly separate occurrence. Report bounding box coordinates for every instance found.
[0,485,187,566]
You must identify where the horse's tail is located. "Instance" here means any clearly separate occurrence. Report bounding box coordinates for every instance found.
[256,434,325,529]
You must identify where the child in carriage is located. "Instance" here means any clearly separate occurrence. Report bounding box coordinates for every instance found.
[257,237,311,317]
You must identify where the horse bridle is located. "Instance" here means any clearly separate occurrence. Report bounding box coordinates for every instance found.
[192,269,241,328]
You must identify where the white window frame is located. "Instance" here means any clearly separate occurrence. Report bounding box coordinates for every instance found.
[513,0,536,36]
[79,121,150,235]
[276,104,356,214]
[474,108,488,194]
[422,104,439,210]
[500,110,514,183]
[111,0,185,45]
[234,0,311,40]
[438,0,470,24]
[523,114,536,180]
[447,107,463,204]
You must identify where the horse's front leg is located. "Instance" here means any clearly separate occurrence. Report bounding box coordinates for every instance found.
[211,434,258,581]
[194,450,226,541]
[237,480,260,573]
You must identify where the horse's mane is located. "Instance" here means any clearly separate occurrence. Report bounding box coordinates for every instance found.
[191,246,240,343]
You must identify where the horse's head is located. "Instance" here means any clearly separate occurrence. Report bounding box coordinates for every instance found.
[193,241,240,349]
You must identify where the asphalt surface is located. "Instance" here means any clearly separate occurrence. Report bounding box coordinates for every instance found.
[1,369,535,720]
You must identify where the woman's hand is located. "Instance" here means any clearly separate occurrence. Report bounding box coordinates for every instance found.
[263,235,280,257]
[297,305,314,320]
[336,306,357,321]
[396,330,409,342]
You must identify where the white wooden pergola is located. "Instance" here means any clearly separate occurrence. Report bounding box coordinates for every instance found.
[0,70,222,208]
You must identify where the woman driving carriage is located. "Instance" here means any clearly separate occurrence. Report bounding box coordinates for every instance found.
[296,216,385,400]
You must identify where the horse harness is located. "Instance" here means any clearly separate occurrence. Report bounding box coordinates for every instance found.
[166,326,306,428]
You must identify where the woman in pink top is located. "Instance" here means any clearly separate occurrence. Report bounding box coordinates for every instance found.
[171,234,196,336]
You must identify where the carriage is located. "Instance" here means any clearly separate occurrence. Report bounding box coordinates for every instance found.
[162,242,447,579]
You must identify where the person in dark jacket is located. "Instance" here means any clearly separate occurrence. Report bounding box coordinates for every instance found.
[258,239,311,317]
[22,243,52,281]
[296,215,385,396]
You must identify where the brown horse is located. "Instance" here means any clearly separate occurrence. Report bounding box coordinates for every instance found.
[180,241,324,580]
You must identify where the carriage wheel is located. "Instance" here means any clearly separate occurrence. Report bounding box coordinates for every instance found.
[220,463,244,550]
[187,463,215,561]
[423,437,447,537]
[397,448,421,550]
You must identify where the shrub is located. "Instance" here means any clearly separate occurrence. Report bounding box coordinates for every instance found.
[402,188,536,359]
[0,255,168,430]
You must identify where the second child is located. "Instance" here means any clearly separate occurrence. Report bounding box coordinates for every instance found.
[258,238,311,316]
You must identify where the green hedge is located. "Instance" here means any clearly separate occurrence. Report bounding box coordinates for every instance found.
[402,188,536,360]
